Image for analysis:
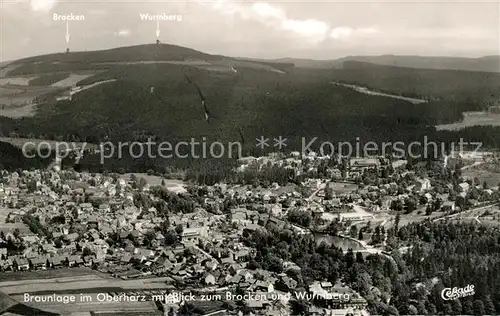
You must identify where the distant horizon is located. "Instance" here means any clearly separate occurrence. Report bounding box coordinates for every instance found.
[3,42,499,65]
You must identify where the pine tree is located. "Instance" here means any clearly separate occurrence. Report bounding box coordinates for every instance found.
[462,299,473,315]
[484,295,496,315]
[473,300,485,316]
[451,297,462,314]
[395,213,401,234]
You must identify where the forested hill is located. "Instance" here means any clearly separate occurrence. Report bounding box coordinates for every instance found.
[391,221,500,315]
[3,44,294,77]
[3,44,500,175]
[243,220,500,315]
[0,141,53,171]
[0,63,473,145]
[330,61,500,103]
[7,44,227,65]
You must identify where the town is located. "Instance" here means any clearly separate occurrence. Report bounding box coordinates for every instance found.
[1,149,500,316]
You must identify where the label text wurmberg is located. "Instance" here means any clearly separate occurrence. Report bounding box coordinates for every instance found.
[139,13,182,21]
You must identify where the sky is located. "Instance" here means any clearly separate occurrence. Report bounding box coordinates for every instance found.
[1,0,499,61]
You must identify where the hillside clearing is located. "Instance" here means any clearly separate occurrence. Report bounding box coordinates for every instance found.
[0,103,36,118]
[0,76,37,86]
[435,111,500,130]
[52,73,99,87]
[0,85,61,107]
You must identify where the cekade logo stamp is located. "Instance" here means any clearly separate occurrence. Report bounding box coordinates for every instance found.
[441,284,475,300]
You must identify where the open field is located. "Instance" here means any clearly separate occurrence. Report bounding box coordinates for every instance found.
[0,84,60,107]
[0,209,32,236]
[474,218,500,227]
[0,95,35,107]
[52,73,95,87]
[349,213,389,231]
[0,86,26,96]
[0,71,102,118]
[0,71,96,117]
[1,272,175,295]
[456,218,500,227]
[0,76,37,86]
[119,173,187,193]
[10,292,159,315]
[436,111,500,130]
[377,207,447,231]
[464,205,500,227]
[463,163,500,187]
[199,65,237,72]
[467,204,500,217]
[0,275,104,287]
[0,104,36,118]
[0,221,32,236]
[0,268,111,283]
[1,271,177,315]
[0,85,61,97]
[328,182,358,195]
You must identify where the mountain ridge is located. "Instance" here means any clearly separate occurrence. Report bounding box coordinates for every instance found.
[1,43,500,176]
[8,43,227,64]
[6,43,499,74]
[272,54,500,72]
[2,43,295,77]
